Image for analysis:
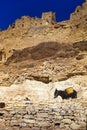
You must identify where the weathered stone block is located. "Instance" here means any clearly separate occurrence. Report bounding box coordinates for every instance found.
[23,119,35,124]
[61,119,72,124]
[70,123,80,130]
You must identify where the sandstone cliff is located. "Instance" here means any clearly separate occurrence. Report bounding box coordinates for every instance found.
[0,1,87,84]
[0,1,87,130]
[0,1,87,64]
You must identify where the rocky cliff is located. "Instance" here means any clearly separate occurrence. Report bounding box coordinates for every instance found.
[0,1,87,63]
[0,1,87,130]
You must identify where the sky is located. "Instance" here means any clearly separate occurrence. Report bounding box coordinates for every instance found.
[0,0,85,30]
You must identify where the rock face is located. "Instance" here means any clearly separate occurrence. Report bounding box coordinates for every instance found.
[0,1,87,129]
[70,1,87,24]
[0,41,86,86]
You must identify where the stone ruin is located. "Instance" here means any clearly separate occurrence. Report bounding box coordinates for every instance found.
[42,12,56,25]
[11,12,56,29]
[70,0,87,27]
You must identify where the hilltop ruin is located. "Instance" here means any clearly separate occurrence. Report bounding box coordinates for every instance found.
[11,12,56,29]
[0,1,87,64]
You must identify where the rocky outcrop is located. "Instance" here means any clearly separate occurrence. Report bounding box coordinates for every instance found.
[0,1,87,64]
[0,41,85,86]
[5,41,79,64]
[70,1,87,28]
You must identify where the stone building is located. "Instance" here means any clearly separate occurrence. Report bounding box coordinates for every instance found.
[42,12,56,25]
[11,16,31,29]
[11,12,56,29]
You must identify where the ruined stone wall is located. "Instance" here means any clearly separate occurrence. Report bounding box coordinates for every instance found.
[30,17,44,27]
[11,12,56,30]
[42,12,56,25]
[11,16,31,29]
[0,100,86,130]
[70,1,87,22]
